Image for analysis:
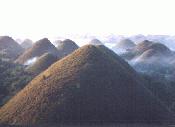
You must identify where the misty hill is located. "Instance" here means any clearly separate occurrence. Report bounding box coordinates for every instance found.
[133,43,171,63]
[129,35,175,50]
[120,41,175,84]
[113,39,135,49]
[57,39,79,57]
[136,49,162,62]
[15,38,23,44]
[26,53,58,76]
[139,42,170,56]
[120,40,172,60]
[53,40,62,46]
[0,59,33,106]
[15,38,59,64]
[112,39,135,53]
[0,45,173,125]
[89,39,103,45]
[147,42,171,55]
[133,40,154,55]
[119,40,153,60]
[0,36,24,60]
[21,39,33,49]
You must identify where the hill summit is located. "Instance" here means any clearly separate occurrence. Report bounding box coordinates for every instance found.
[21,39,33,49]
[15,38,59,64]
[113,39,135,49]
[57,39,79,57]
[133,40,154,54]
[0,45,173,125]
[112,39,135,53]
[135,43,171,62]
[89,39,103,45]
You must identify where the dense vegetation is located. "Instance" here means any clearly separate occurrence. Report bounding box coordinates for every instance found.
[0,59,33,106]
[141,72,175,112]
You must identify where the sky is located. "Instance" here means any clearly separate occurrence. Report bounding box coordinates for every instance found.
[0,0,175,40]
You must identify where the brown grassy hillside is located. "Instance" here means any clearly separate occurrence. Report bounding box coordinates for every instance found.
[0,45,173,125]
[15,38,59,64]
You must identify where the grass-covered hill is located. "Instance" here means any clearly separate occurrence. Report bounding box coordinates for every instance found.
[0,45,173,125]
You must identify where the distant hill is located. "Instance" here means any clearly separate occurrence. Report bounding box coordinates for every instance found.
[15,38,59,64]
[147,42,171,55]
[57,39,79,58]
[112,39,135,53]
[0,36,24,60]
[21,39,33,49]
[26,53,58,75]
[0,45,173,125]
[120,40,172,61]
[133,40,154,55]
[133,43,171,63]
[53,40,62,46]
[89,39,103,45]
[120,41,174,78]
[113,39,135,49]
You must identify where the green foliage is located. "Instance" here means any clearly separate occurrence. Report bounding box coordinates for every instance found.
[0,59,33,106]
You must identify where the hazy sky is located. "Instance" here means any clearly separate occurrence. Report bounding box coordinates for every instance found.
[0,0,175,40]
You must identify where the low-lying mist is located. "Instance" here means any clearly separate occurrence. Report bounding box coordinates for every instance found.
[109,38,175,82]
[24,57,38,66]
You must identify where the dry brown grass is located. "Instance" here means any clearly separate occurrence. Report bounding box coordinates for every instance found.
[0,45,173,125]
